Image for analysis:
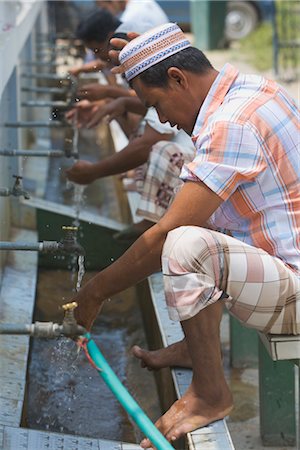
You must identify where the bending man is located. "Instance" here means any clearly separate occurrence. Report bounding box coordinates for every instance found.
[72,23,300,446]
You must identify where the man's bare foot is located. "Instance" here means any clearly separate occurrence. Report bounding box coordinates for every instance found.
[140,381,233,447]
[132,339,192,370]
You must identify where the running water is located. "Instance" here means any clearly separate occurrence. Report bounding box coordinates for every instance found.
[69,111,87,290]
[76,254,85,292]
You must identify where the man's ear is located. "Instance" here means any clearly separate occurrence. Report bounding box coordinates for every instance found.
[167,67,188,89]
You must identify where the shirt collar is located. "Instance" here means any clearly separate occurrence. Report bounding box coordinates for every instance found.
[192,63,239,142]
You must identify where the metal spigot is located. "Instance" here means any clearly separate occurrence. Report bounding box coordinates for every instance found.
[0,175,30,199]
[58,226,85,256]
[11,175,30,199]
[0,302,86,339]
[61,301,86,338]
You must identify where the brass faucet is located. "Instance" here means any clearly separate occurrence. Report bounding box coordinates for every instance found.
[0,301,86,339]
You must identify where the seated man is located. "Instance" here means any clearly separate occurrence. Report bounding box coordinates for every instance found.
[71,23,300,446]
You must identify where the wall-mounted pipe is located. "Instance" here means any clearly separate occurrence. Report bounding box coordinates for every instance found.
[0,241,55,252]
[0,188,11,197]
[0,149,77,158]
[21,73,70,81]
[0,149,63,157]
[0,302,86,338]
[0,226,85,255]
[21,100,69,108]
[22,86,67,95]
[4,121,70,128]
[21,61,59,67]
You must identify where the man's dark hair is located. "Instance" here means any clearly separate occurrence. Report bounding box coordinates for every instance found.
[76,8,121,43]
[135,47,213,87]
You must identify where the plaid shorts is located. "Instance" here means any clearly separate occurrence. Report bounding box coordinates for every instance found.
[162,226,300,335]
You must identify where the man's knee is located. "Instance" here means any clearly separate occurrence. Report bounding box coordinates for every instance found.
[162,226,211,264]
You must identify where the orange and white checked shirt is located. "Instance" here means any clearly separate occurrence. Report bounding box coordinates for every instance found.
[180,64,300,275]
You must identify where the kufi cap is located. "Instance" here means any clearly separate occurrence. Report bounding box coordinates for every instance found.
[119,22,191,82]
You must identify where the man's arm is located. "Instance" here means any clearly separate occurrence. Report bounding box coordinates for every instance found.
[65,124,171,184]
[73,180,223,329]
[86,96,147,129]
[78,83,135,101]
[69,59,107,77]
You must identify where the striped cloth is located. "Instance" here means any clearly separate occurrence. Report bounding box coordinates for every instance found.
[180,64,300,276]
[162,227,300,334]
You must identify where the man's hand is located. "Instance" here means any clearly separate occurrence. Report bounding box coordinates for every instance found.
[73,288,103,331]
[68,66,82,77]
[109,32,140,73]
[86,97,127,128]
[65,160,99,185]
[65,100,104,128]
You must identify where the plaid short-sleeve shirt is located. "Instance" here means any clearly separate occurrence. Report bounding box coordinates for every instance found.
[180,64,300,274]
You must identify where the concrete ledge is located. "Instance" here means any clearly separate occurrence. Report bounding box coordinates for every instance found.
[0,228,38,428]
[0,426,141,450]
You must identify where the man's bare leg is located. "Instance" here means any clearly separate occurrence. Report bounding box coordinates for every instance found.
[140,301,233,447]
[132,338,192,370]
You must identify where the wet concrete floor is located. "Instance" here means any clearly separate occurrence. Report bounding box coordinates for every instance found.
[24,269,161,443]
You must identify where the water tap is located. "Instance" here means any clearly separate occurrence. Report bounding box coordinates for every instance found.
[58,226,85,256]
[11,175,30,199]
[61,301,86,338]
[0,302,86,338]
[0,175,30,199]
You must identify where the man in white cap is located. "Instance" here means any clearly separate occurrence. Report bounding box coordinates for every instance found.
[72,23,300,446]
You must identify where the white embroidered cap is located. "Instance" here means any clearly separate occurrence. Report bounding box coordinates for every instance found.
[119,22,191,81]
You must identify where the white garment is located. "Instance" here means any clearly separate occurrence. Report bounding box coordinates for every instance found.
[120,0,168,31]
[145,108,195,154]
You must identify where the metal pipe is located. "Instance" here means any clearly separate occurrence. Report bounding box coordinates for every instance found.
[0,302,86,339]
[21,73,70,81]
[21,86,68,95]
[0,227,85,255]
[0,188,30,199]
[21,100,69,108]
[0,242,45,251]
[0,321,86,338]
[0,188,10,197]
[21,61,59,67]
[4,121,70,128]
[0,149,66,157]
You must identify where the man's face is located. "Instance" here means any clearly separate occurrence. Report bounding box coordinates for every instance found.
[132,75,199,136]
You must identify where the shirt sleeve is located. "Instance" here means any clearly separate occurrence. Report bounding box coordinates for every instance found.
[180,121,267,201]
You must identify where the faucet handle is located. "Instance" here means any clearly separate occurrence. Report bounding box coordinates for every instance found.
[62,226,78,232]
[13,174,23,181]
[62,301,78,311]
[61,301,86,338]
